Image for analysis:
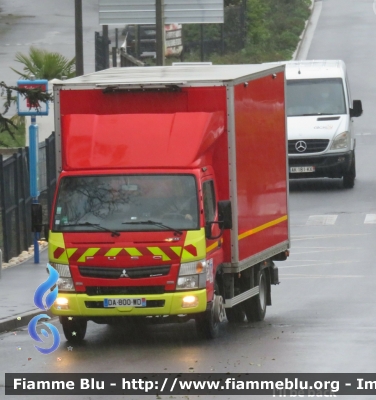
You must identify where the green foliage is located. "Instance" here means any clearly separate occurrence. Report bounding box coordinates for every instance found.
[183,0,311,63]
[11,46,76,80]
[0,115,25,147]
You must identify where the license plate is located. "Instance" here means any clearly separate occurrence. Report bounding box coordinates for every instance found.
[290,166,315,173]
[104,298,146,308]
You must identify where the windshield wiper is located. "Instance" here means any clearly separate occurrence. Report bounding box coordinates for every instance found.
[122,220,183,235]
[62,222,120,237]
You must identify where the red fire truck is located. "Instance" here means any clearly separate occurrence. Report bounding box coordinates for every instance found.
[48,64,289,341]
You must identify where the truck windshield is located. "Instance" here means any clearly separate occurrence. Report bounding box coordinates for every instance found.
[52,174,199,233]
[286,78,346,116]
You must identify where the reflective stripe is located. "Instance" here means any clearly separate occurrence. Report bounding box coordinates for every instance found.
[238,215,288,240]
[124,247,143,257]
[147,247,170,261]
[48,232,205,263]
[78,248,100,262]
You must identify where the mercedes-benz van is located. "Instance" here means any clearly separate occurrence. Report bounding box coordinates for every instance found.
[284,60,362,188]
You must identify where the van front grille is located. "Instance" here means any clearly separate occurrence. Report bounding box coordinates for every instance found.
[288,139,329,154]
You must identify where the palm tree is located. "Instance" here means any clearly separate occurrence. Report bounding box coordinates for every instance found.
[11,46,76,80]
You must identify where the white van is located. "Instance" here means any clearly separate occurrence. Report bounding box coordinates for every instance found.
[284,60,362,188]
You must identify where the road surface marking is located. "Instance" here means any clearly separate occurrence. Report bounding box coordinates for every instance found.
[281,273,364,279]
[279,260,360,269]
[373,0,376,15]
[292,233,368,241]
[306,215,338,225]
[364,214,376,224]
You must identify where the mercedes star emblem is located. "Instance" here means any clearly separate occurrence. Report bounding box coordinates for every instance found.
[295,140,307,153]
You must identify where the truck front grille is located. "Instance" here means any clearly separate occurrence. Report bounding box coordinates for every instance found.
[288,139,329,154]
[85,286,165,296]
[79,265,171,279]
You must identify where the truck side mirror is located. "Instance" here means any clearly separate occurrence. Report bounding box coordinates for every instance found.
[218,200,232,230]
[205,201,232,240]
[350,100,363,118]
[31,203,43,233]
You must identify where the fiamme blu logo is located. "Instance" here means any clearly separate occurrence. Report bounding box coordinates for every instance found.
[27,264,60,354]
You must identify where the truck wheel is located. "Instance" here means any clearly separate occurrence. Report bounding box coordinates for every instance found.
[226,304,245,323]
[343,154,356,189]
[60,316,87,342]
[244,270,267,322]
[195,283,224,339]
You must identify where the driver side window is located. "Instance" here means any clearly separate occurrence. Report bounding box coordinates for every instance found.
[203,180,216,223]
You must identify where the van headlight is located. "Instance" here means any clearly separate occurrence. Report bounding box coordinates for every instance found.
[49,263,75,292]
[176,259,207,290]
[330,131,349,150]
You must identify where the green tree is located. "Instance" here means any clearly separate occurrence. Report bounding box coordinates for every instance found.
[11,46,76,80]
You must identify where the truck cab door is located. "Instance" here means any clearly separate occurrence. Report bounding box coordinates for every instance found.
[202,179,223,300]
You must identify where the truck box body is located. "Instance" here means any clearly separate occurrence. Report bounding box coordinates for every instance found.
[49,64,289,339]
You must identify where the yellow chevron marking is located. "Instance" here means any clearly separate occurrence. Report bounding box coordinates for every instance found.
[147,247,170,261]
[78,248,100,262]
[125,247,143,257]
[48,232,68,263]
[66,248,77,259]
[105,248,123,257]
[171,246,182,256]
[238,215,288,240]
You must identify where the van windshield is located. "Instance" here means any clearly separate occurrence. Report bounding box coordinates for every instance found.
[286,78,346,116]
[52,174,199,233]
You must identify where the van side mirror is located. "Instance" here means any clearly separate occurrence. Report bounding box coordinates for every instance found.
[350,100,363,118]
[31,203,43,233]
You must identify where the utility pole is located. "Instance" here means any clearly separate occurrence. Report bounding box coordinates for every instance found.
[156,0,165,66]
[75,0,84,76]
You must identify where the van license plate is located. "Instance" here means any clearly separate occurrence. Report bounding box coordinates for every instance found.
[104,298,146,307]
[290,166,315,173]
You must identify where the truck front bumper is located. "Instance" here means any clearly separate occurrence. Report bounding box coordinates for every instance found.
[289,151,353,179]
[51,290,207,317]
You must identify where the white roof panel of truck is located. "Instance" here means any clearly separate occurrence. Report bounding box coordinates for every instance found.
[283,60,346,80]
[54,64,284,87]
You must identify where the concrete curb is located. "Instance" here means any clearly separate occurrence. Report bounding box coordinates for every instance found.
[0,310,54,334]
[293,0,320,60]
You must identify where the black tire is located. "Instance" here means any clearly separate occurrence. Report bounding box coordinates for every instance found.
[244,270,267,322]
[226,304,245,323]
[60,316,87,342]
[343,153,356,189]
[195,307,219,339]
[195,283,224,339]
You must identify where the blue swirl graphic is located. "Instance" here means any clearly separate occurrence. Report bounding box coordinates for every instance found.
[34,263,59,310]
[28,314,60,354]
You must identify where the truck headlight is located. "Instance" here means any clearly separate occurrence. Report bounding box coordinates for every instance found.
[50,263,75,292]
[330,131,349,150]
[176,259,207,290]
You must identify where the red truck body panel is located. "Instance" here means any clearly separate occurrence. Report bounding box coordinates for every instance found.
[57,69,288,268]
[61,112,225,170]
[233,73,288,263]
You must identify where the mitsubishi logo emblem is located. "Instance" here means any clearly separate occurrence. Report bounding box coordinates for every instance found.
[119,269,128,278]
[295,140,307,153]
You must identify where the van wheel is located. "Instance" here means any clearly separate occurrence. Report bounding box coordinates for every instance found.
[60,316,87,342]
[343,154,355,189]
[243,270,267,322]
[226,304,245,323]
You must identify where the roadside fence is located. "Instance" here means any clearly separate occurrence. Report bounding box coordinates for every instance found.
[0,132,56,263]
